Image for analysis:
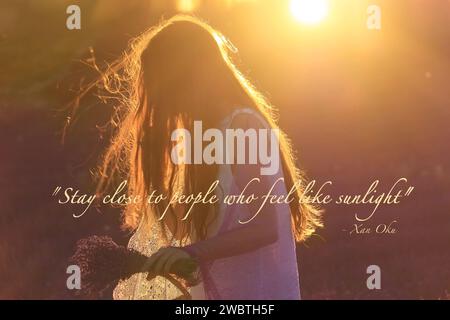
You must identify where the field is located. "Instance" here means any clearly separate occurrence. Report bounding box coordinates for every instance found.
[0,1,449,299]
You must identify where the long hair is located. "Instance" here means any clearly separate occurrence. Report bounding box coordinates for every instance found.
[90,15,321,243]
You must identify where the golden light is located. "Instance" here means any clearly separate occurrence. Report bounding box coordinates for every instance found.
[290,0,329,25]
[176,0,198,13]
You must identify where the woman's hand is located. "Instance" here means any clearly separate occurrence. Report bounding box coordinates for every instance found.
[145,247,192,276]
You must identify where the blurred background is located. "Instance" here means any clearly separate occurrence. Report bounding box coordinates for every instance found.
[0,0,449,299]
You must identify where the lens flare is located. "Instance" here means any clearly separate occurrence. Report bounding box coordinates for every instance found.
[290,0,329,25]
[176,0,198,13]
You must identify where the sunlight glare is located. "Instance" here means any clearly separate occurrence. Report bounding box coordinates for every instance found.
[290,0,329,25]
[176,0,197,13]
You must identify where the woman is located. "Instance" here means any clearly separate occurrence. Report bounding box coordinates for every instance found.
[94,15,321,300]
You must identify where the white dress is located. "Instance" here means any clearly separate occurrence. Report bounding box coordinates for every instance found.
[113,108,301,300]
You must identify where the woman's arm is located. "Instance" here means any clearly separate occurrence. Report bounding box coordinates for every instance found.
[181,111,284,262]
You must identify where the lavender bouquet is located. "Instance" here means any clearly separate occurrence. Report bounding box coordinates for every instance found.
[70,235,198,299]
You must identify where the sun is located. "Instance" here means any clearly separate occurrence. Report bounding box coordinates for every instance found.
[290,0,329,25]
